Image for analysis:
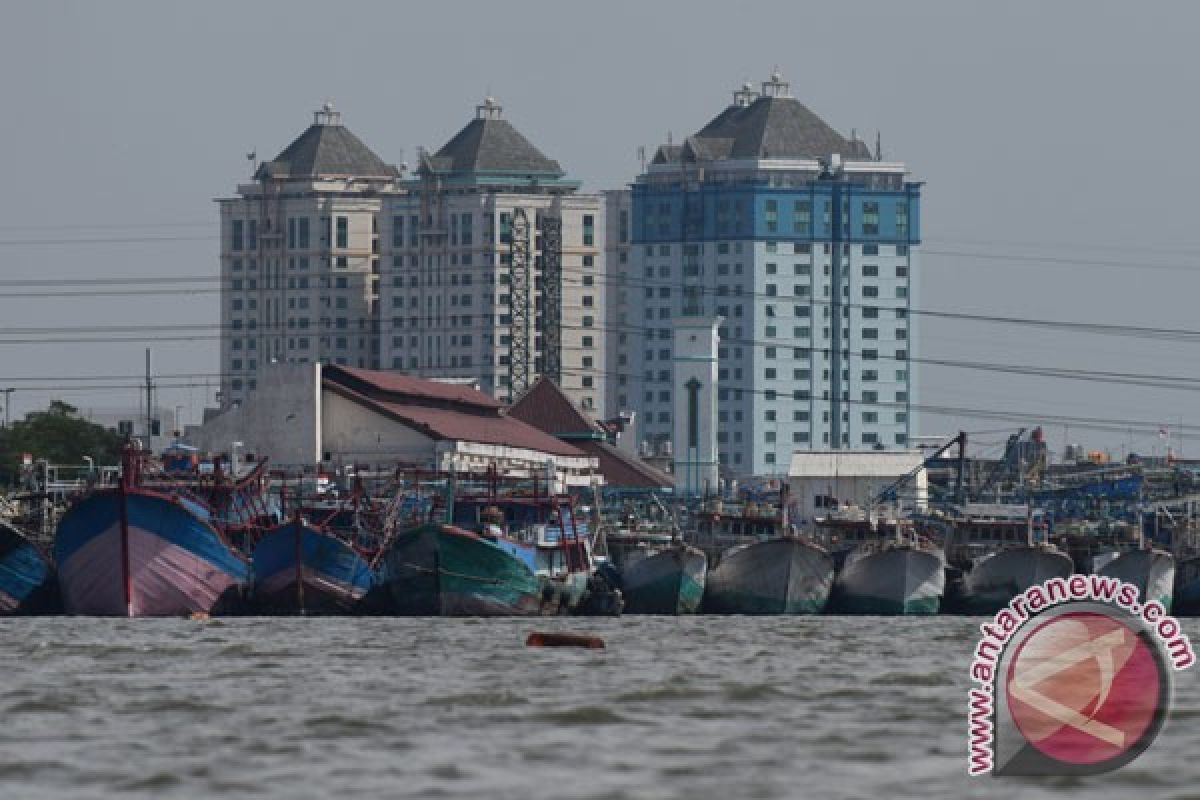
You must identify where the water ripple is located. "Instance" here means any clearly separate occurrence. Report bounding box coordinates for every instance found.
[0,616,1196,799]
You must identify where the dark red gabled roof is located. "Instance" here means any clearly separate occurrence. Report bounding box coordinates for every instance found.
[322,379,584,458]
[573,439,673,489]
[509,378,604,436]
[508,378,672,489]
[323,365,502,411]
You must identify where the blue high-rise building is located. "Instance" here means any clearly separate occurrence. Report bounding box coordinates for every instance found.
[609,72,922,477]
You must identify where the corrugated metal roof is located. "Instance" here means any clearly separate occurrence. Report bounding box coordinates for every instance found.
[787,450,925,478]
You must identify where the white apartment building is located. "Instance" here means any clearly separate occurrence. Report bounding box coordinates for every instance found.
[217,104,401,409]
[603,190,633,419]
[612,73,923,478]
[378,98,606,410]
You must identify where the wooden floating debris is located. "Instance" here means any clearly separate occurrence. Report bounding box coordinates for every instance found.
[526,631,605,649]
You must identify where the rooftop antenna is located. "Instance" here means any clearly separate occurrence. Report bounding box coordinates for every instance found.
[246,148,257,174]
[875,130,883,161]
[477,94,503,120]
[314,99,340,126]
[733,80,758,107]
[637,145,646,173]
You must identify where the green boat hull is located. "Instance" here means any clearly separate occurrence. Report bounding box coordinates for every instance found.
[383,524,542,616]
[704,538,833,615]
[835,594,940,615]
[621,547,707,615]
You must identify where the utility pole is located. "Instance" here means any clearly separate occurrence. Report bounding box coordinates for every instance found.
[2,388,12,429]
[822,155,847,449]
[144,349,153,449]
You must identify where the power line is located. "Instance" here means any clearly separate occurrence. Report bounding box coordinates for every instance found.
[10,367,1198,441]
[3,313,1200,398]
[0,235,211,247]
[1,263,1199,344]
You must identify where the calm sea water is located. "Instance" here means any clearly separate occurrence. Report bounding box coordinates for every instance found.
[1,616,1198,799]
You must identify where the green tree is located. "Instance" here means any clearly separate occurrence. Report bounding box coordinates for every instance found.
[0,401,124,485]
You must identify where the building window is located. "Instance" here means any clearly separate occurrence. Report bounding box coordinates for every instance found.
[862,286,879,298]
[335,217,349,249]
[582,215,595,246]
[793,201,811,234]
[862,244,879,256]
[896,202,909,238]
[764,199,778,233]
[863,264,878,277]
[231,220,244,251]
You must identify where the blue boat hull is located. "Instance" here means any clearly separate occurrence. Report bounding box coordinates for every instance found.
[0,521,57,615]
[251,522,374,614]
[55,489,250,617]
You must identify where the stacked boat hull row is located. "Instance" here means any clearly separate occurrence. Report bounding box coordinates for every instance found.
[20,471,1200,617]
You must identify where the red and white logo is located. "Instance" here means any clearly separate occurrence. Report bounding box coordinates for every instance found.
[1006,611,1162,767]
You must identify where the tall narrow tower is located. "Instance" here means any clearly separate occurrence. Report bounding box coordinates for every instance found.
[672,316,722,496]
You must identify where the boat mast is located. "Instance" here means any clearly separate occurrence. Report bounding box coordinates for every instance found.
[118,445,135,617]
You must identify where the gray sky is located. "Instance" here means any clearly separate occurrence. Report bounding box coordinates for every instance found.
[2,0,1198,461]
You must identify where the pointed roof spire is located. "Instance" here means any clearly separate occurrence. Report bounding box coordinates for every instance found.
[255,103,398,180]
[424,100,564,178]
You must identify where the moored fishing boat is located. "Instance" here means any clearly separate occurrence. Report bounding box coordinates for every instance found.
[1094,547,1175,611]
[0,519,57,615]
[607,532,706,615]
[823,516,944,615]
[251,517,375,614]
[383,521,543,616]
[1175,555,1200,616]
[54,447,250,617]
[960,545,1074,614]
[703,537,833,615]
[941,504,1073,614]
